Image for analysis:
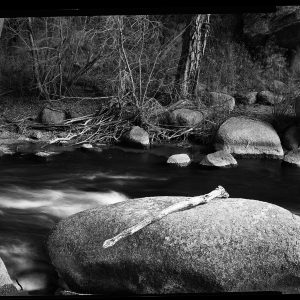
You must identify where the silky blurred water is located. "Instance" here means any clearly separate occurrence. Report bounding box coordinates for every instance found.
[0,145,300,294]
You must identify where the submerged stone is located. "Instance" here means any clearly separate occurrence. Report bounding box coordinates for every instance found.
[48,197,300,294]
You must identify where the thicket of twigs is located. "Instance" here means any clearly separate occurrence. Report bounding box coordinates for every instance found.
[1,14,300,145]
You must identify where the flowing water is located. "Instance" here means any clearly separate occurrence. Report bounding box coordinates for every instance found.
[0,144,300,294]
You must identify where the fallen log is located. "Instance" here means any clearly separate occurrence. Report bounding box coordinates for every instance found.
[103,185,229,249]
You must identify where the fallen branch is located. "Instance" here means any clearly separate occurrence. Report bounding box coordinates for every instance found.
[103,185,229,249]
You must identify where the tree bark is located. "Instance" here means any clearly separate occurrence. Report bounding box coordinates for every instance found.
[27,17,49,99]
[175,14,210,98]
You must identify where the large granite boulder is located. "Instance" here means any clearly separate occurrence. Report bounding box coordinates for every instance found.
[122,126,150,149]
[200,150,237,168]
[215,117,284,158]
[48,196,300,294]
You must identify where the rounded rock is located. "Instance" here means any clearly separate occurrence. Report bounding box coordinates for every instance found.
[40,107,66,125]
[208,92,235,111]
[200,150,237,168]
[257,91,282,105]
[167,154,191,167]
[122,126,150,149]
[48,197,300,294]
[168,109,206,127]
[215,116,284,158]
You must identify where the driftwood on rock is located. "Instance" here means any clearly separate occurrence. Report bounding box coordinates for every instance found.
[103,185,229,248]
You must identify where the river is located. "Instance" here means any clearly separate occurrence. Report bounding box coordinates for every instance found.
[0,144,300,294]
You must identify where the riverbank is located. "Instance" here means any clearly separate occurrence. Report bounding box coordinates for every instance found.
[0,91,295,148]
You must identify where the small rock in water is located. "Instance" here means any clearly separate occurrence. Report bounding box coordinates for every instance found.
[200,150,237,168]
[122,126,150,149]
[35,151,57,158]
[81,143,93,150]
[167,153,191,167]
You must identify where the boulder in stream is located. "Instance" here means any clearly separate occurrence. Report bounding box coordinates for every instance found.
[48,196,300,294]
[200,150,237,168]
[215,116,284,158]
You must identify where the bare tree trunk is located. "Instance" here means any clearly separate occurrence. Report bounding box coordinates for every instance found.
[0,19,4,38]
[27,17,49,99]
[175,14,210,98]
